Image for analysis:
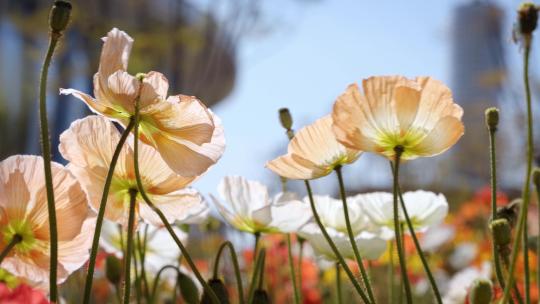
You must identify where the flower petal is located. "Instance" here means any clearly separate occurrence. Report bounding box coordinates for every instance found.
[413,116,464,157]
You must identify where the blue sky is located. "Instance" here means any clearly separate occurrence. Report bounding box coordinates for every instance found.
[195,0,526,197]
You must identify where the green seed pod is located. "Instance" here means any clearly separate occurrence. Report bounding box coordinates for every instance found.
[49,1,72,33]
[201,278,230,304]
[532,167,540,187]
[252,289,270,304]
[484,107,499,131]
[518,3,538,35]
[279,108,293,131]
[105,255,122,286]
[489,218,512,246]
[468,278,493,304]
[177,272,200,304]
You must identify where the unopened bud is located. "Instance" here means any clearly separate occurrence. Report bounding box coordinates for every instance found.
[518,3,538,35]
[532,167,540,187]
[49,1,72,33]
[279,108,293,131]
[489,218,512,246]
[201,278,230,304]
[252,289,270,304]
[105,255,122,285]
[468,278,493,304]
[485,107,499,131]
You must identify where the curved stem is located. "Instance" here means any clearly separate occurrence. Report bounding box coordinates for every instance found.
[83,119,135,304]
[336,263,343,304]
[501,36,534,304]
[390,150,413,304]
[212,241,245,304]
[287,234,300,304]
[150,265,180,301]
[335,167,376,303]
[304,180,372,303]
[39,30,60,303]
[131,94,219,304]
[0,234,22,264]
[122,189,137,304]
[396,187,442,303]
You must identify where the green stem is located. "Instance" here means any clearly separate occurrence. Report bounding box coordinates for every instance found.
[535,184,540,302]
[298,238,305,302]
[150,265,180,302]
[212,241,245,304]
[388,241,395,303]
[396,187,442,303]
[247,232,261,301]
[247,248,266,303]
[83,119,135,304]
[131,240,141,304]
[304,180,372,303]
[501,35,534,304]
[122,189,137,304]
[287,234,301,304]
[136,227,150,301]
[131,92,219,304]
[39,29,61,303]
[257,249,266,290]
[335,166,376,303]
[501,253,524,304]
[336,263,343,304]
[391,148,413,304]
[0,234,22,264]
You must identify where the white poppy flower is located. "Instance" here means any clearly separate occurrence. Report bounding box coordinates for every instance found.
[100,220,187,273]
[298,223,386,262]
[210,176,312,234]
[442,262,491,304]
[305,195,373,235]
[357,191,449,240]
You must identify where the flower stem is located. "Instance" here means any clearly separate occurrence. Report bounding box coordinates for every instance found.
[0,234,22,264]
[304,180,372,303]
[82,119,135,304]
[391,147,413,304]
[150,265,179,301]
[212,241,245,304]
[287,234,301,304]
[335,166,376,303]
[297,238,305,300]
[388,241,395,303]
[122,189,137,304]
[39,28,62,303]
[247,248,266,303]
[336,263,343,304]
[396,187,442,303]
[131,89,219,304]
[501,35,534,304]
[536,182,540,302]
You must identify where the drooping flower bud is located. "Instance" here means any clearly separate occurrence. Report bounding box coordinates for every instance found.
[468,278,493,304]
[49,1,72,33]
[105,255,122,285]
[279,108,293,131]
[489,218,512,246]
[201,278,230,304]
[532,167,540,187]
[252,289,270,304]
[177,272,199,304]
[485,107,499,131]
[518,3,539,35]
[496,199,521,228]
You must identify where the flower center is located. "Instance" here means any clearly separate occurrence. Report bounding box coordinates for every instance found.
[376,128,427,159]
[2,220,36,254]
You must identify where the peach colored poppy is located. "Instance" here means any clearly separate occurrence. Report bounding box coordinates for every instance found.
[59,28,225,177]
[0,155,95,287]
[266,115,361,180]
[332,76,464,160]
[59,115,209,227]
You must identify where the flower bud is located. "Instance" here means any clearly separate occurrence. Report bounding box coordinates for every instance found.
[279,108,293,131]
[105,255,122,285]
[496,199,521,228]
[49,1,72,33]
[518,3,538,35]
[177,272,199,303]
[489,218,512,246]
[201,278,230,304]
[532,167,540,187]
[484,107,499,131]
[468,278,493,304]
[252,289,270,304]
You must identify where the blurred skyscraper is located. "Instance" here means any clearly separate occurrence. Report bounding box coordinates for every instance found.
[450,1,507,188]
